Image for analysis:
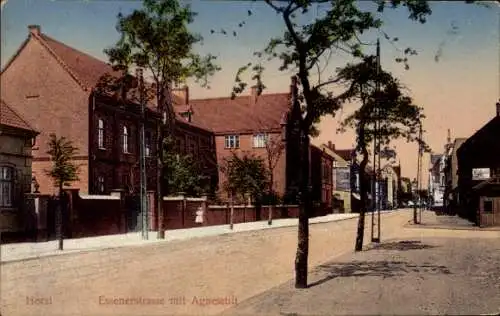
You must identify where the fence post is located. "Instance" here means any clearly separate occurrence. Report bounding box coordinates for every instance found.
[201,194,208,226]
[181,194,186,228]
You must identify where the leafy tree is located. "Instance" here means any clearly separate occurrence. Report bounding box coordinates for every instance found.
[221,152,270,227]
[222,152,269,202]
[104,0,220,238]
[335,55,429,251]
[162,136,206,197]
[45,133,80,250]
[226,0,438,289]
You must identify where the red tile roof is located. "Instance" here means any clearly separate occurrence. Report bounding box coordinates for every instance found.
[0,99,37,133]
[177,93,290,134]
[39,34,118,91]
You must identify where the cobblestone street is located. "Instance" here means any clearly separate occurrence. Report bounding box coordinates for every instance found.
[2,210,407,316]
[223,236,500,316]
[2,210,499,316]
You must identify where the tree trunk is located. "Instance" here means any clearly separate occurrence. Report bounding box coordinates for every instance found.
[157,123,164,239]
[295,132,310,288]
[58,183,64,250]
[268,203,273,225]
[229,193,234,230]
[355,123,369,252]
[268,174,274,225]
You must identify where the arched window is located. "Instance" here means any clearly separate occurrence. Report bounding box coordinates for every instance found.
[0,166,14,207]
[98,119,105,149]
[97,176,105,193]
[123,126,129,153]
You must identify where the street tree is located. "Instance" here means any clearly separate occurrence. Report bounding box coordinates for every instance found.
[162,136,207,197]
[335,55,429,251]
[226,0,439,289]
[45,133,80,250]
[262,133,285,225]
[103,0,220,238]
[221,152,269,228]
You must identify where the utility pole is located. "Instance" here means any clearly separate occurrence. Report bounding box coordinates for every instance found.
[371,38,381,243]
[413,123,422,224]
[136,68,148,240]
[417,123,423,223]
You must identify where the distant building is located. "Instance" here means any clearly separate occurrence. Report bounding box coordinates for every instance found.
[310,145,334,213]
[456,101,500,226]
[443,137,467,214]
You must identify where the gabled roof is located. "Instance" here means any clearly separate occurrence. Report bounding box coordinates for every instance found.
[1,26,213,134]
[0,99,38,133]
[178,93,290,134]
[335,149,355,162]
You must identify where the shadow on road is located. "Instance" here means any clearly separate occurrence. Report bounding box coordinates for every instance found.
[308,259,452,288]
[308,240,451,289]
[367,240,438,251]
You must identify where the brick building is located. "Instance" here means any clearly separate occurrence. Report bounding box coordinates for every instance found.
[173,85,290,200]
[0,25,217,196]
[0,99,39,234]
[310,145,334,210]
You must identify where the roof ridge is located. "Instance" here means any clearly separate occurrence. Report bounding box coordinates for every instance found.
[191,92,289,102]
[34,33,90,91]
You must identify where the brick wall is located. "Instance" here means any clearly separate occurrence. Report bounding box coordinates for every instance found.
[159,196,299,230]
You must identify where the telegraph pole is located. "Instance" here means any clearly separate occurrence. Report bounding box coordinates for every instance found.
[136,68,148,240]
[371,38,381,243]
[413,123,422,224]
[417,123,423,223]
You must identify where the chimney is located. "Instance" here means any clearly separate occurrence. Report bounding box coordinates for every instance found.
[250,85,258,106]
[327,141,335,151]
[496,99,500,117]
[182,85,189,105]
[28,25,41,36]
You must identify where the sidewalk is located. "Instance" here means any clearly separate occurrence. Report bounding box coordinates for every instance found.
[404,209,500,231]
[1,212,362,263]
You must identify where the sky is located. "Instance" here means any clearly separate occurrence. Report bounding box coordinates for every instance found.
[1,0,499,182]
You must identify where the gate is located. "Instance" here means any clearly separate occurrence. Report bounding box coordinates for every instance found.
[125,194,142,232]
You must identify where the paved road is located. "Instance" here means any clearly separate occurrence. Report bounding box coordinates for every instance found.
[1,210,410,316]
[223,236,500,316]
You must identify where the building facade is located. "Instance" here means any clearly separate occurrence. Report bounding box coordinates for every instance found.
[174,85,290,201]
[456,101,500,225]
[0,100,39,234]
[1,25,217,198]
[310,145,333,210]
[321,142,354,213]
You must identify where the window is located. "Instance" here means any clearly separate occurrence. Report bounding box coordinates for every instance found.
[97,176,105,193]
[0,167,14,207]
[98,119,105,149]
[225,135,240,149]
[253,133,268,148]
[122,126,129,153]
[145,132,151,157]
[484,200,493,213]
